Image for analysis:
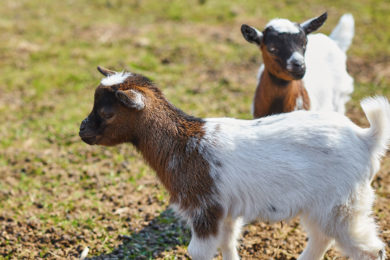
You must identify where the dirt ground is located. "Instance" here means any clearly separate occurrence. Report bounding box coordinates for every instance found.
[1,61,389,260]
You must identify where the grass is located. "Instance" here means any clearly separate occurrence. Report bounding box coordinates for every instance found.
[0,0,389,259]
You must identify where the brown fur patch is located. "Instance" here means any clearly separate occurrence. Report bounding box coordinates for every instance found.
[193,203,224,238]
[253,70,310,118]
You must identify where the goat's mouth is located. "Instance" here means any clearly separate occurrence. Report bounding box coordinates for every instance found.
[79,134,98,145]
[288,69,306,80]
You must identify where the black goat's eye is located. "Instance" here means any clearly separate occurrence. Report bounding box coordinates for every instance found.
[268,46,278,54]
[103,113,114,119]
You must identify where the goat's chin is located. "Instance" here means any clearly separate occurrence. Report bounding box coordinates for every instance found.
[293,75,304,80]
[289,71,306,80]
[80,135,116,146]
[80,135,98,145]
[95,138,122,147]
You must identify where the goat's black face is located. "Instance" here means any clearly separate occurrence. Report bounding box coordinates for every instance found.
[80,84,147,146]
[79,88,119,145]
[241,12,327,81]
[263,27,307,79]
[80,67,151,146]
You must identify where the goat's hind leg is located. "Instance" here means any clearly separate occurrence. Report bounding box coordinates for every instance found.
[298,215,333,260]
[334,212,385,260]
[333,185,385,260]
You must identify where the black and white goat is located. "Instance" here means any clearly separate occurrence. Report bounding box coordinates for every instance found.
[79,67,389,260]
[241,13,354,118]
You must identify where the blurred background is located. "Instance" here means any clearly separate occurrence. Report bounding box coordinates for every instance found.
[0,0,389,259]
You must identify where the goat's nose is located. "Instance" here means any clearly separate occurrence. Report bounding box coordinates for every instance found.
[292,59,305,69]
[80,118,88,131]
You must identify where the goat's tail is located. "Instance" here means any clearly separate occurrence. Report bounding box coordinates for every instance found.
[361,96,390,160]
[330,13,354,53]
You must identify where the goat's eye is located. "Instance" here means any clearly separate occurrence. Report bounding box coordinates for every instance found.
[99,108,114,119]
[268,47,278,54]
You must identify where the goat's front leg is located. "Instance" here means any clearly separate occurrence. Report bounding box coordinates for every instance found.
[188,233,220,260]
[187,204,224,260]
[220,217,242,260]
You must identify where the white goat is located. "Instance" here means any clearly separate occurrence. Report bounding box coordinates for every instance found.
[80,68,389,260]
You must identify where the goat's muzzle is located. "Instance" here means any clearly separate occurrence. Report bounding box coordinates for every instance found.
[79,118,97,145]
[287,54,306,79]
[287,62,306,79]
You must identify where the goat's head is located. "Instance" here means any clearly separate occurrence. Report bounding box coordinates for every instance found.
[79,66,156,146]
[241,12,327,80]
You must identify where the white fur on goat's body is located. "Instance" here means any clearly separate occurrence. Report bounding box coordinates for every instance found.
[303,33,353,114]
[203,112,375,224]
[181,96,389,260]
[256,14,354,115]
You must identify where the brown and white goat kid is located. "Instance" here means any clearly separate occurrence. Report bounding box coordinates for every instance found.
[241,13,354,118]
[80,67,389,260]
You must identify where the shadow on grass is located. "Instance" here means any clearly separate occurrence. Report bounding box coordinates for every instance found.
[87,208,191,259]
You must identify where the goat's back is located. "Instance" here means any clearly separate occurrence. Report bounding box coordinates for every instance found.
[304,33,354,113]
[202,111,374,222]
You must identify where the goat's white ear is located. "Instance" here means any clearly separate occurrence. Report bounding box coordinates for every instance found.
[301,12,327,35]
[241,24,263,46]
[115,89,145,110]
[97,66,116,77]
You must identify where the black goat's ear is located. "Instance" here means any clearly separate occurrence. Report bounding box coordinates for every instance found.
[241,24,263,46]
[115,89,145,110]
[301,12,328,35]
[97,66,116,76]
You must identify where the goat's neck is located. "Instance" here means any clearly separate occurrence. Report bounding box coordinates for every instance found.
[268,71,291,87]
[131,100,210,203]
[253,70,310,118]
